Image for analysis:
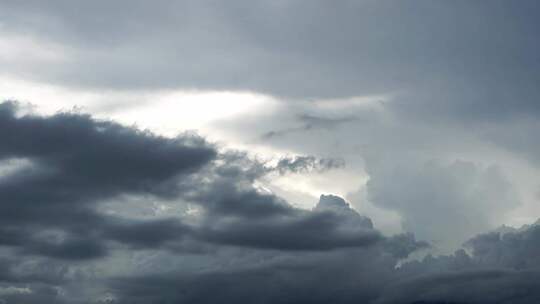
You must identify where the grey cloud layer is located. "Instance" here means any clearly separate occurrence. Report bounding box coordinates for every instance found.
[2,0,540,120]
[99,220,540,304]
[1,1,540,302]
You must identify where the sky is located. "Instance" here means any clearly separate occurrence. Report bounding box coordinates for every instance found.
[1,1,540,303]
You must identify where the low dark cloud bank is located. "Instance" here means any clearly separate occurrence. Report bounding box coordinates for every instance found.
[0,102,538,303]
[108,223,540,304]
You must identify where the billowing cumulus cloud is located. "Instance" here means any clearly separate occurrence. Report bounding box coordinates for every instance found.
[366,159,519,250]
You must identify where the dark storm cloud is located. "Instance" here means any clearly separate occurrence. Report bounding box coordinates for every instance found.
[197,205,381,251]
[108,258,385,304]
[0,103,215,205]
[107,235,424,304]
[176,151,374,251]
[20,234,108,261]
[378,221,540,304]
[0,100,216,259]
[0,283,67,304]
[0,101,392,261]
[184,170,383,250]
[192,180,294,219]
[99,195,426,304]
[0,255,81,304]
[377,269,540,304]
[108,222,540,304]
[463,222,540,269]
[102,218,192,249]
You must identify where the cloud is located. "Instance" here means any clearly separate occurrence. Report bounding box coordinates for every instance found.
[107,230,427,304]
[3,0,539,248]
[379,221,540,304]
[0,101,392,260]
[102,222,441,304]
[1,1,540,302]
[1,101,540,303]
[366,159,520,251]
[0,101,216,259]
[102,218,192,249]
[376,269,540,304]
[1,0,539,120]
[196,194,381,251]
[183,168,383,250]
[0,101,441,303]
[273,155,345,175]
[463,221,540,269]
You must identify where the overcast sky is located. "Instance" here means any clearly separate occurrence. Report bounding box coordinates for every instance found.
[1,1,540,303]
